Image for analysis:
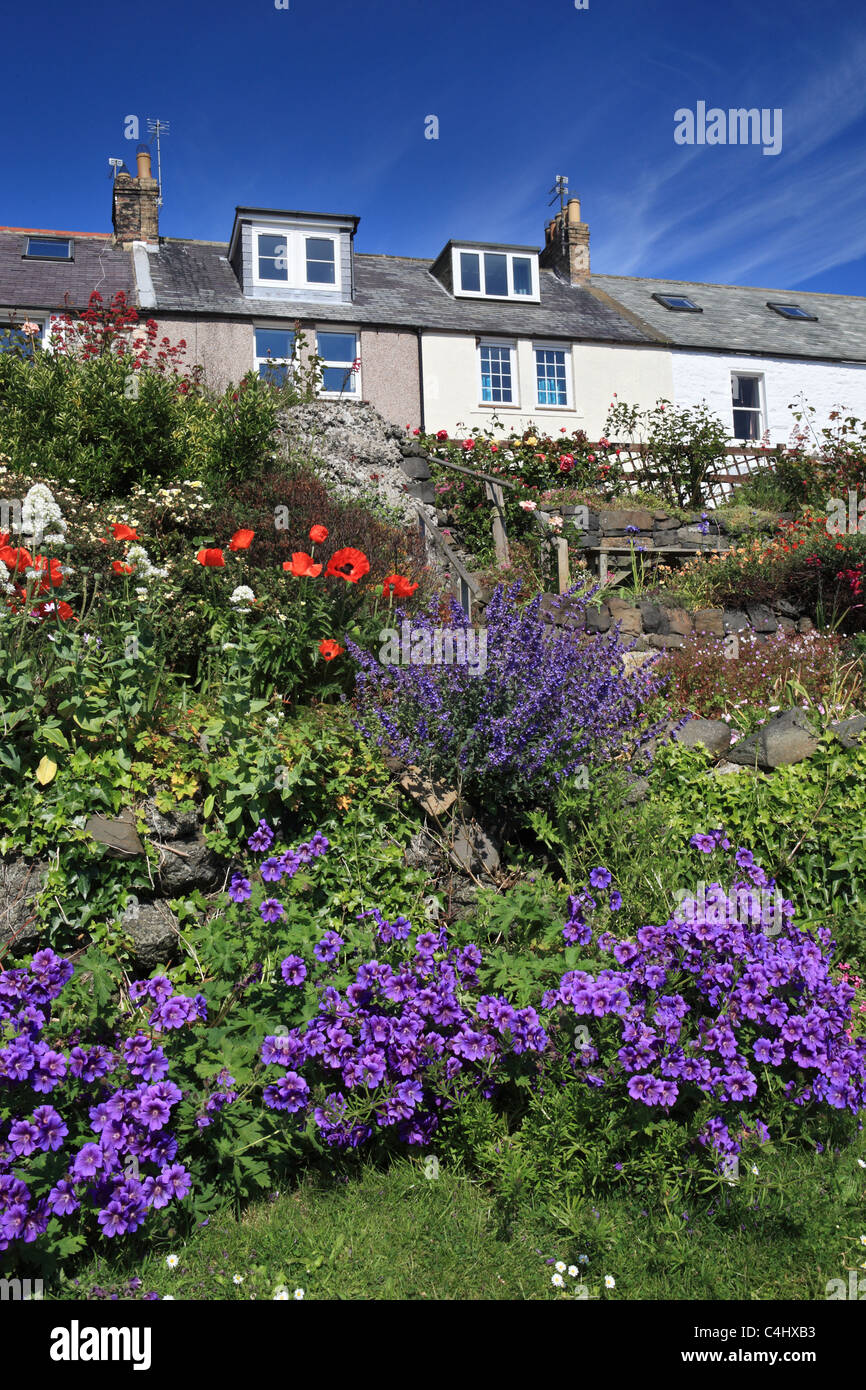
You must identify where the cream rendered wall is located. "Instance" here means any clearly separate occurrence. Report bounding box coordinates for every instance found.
[420,332,673,438]
[359,328,421,427]
[670,350,866,445]
[156,317,254,394]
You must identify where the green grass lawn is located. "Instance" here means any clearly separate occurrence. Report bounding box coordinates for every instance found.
[53,1145,866,1302]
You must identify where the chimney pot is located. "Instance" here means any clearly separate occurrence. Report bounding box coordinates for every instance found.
[136,144,153,180]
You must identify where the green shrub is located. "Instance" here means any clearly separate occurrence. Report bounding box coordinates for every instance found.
[0,293,277,498]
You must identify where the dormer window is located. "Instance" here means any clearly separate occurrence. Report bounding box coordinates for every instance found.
[252,227,341,291]
[452,245,540,301]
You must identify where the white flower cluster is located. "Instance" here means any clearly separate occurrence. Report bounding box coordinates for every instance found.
[0,558,13,595]
[230,584,256,613]
[19,483,68,548]
[124,543,168,582]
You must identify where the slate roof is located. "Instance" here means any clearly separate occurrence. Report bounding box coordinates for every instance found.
[589,273,866,363]
[143,238,653,344]
[0,229,135,313]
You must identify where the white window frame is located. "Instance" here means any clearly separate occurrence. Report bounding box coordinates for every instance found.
[477,339,519,408]
[316,327,360,399]
[533,342,573,410]
[453,247,540,302]
[731,371,765,441]
[253,325,297,385]
[251,227,341,292]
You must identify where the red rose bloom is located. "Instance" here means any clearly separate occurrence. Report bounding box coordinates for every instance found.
[436,430,448,441]
[325,548,370,584]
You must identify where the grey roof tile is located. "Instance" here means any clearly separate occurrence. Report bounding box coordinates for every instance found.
[589,273,866,362]
[0,230,135,313]
[143,239,652,343]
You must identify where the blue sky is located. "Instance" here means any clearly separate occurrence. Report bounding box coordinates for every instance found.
[3,0,865,294]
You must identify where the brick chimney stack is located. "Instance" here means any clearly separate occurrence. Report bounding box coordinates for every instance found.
[540,196,590,283]
[112,144,159,245]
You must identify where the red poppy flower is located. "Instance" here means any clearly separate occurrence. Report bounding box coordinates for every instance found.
[325,547,370,584]
[283,552,322,578]
[309,525,329,544]
[112,560,135,575]
[33,599,76,621]
[34,557,64,592]
[196,548,225,567]
[0,545,33,574]
[111,523,139,542]
[382,573,419,599]
[228,529,255,551]
[318,639,345,661]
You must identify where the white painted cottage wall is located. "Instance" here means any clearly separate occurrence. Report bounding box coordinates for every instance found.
[670,350,866,446]
[421,332,673,438]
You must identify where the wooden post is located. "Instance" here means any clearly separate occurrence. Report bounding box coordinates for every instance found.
[459,575,472,620]
[484,480,510,567]
[599,549,609,585]
[552,536,570,594]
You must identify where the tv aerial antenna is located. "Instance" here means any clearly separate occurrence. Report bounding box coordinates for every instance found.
[146,118,171,206]
[548,174,569,252]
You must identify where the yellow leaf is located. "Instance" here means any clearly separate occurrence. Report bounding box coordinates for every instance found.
[36,756,58,786]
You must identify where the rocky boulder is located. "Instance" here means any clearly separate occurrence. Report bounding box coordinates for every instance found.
[0,858,48,955]
[673,718,732,757]
[728,708,820,769]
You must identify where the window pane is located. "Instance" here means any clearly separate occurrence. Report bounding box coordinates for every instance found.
[483,253,508,297]
[733,410,761,440]
[258,234,288,280]
[536,349,566,406]
[480,345,512,403]
[321,365,356,393]
[460,252,481,293]
[306,238,336,284]
[0,327,35,356]
[255,329,294,360]
[732,376,760,409]
[258,363,289,386]
[317,331,356,361]
[513,257,532,295]
[26,237,71,259]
